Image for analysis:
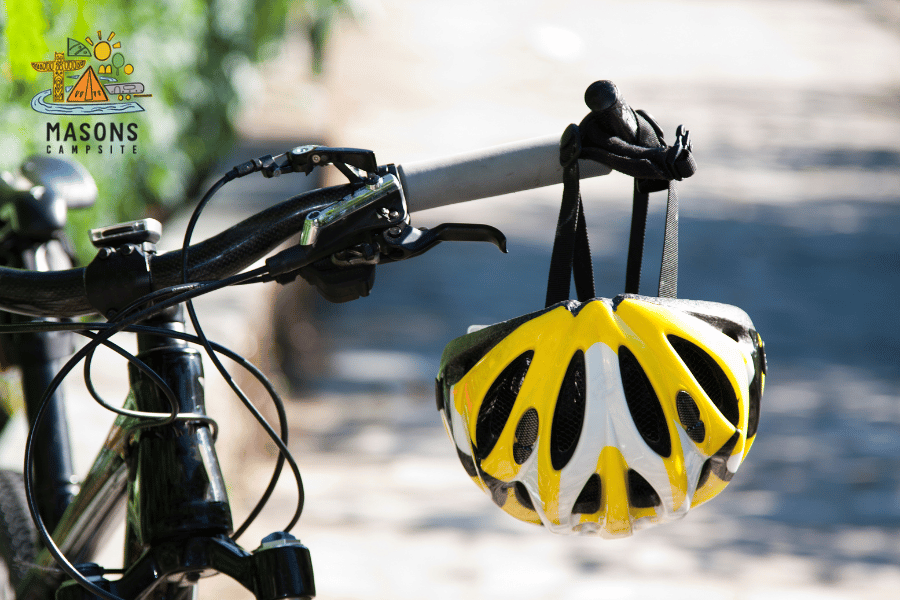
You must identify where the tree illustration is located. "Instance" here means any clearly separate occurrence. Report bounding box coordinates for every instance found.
[111,52,125,77]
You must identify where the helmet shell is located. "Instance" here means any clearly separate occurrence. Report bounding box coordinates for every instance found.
[436,294,765,537]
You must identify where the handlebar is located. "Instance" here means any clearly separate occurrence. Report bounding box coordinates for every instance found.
[0,134,608,318]
[397,134,610,212]
[0,79,669,319]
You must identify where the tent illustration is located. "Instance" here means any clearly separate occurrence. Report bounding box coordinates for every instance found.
[66,66,109,102]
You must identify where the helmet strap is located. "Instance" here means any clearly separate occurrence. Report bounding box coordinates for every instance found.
[625,178,680,298]
[546,111,695,307]
[545,125,596,307]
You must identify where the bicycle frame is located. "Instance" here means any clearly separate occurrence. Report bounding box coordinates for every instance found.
[0,157,318,597]
[16,305,315,600]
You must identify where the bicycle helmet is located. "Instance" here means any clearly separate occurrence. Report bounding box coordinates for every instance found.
[436,294,765,537]
[435,81,765,537]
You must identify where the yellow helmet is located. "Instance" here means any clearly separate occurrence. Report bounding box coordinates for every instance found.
[436,294,765,538]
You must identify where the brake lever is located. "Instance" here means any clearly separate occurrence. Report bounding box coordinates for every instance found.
[286,222,508,303]
[380,222,508,262]
[263,160,507,304]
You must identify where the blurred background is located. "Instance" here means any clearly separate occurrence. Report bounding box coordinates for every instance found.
[2,0,899,598]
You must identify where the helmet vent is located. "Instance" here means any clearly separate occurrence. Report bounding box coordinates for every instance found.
[572,473,602,514]
[627,469,661,509]
[475,351,533,460]
[550,350,587,470]
[676,390,706,443]
[435,377,446,412]
[618,346,672,457]
[696,432,740,488]
[723,327,741,343]
[513,481,535,511]
[668,336,739,427]
[513,408,539,464]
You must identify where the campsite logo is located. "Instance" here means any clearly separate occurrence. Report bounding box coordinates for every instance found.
[30,30,152,115]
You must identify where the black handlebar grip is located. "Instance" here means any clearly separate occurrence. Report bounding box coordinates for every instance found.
[583,80,640,144]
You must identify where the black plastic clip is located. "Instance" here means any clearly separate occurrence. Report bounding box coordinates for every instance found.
[666,124,694,180]
[631,109,696,193]
[84,243,152,320]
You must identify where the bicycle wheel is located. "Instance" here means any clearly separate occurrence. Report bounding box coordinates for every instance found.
[0,470,38,599]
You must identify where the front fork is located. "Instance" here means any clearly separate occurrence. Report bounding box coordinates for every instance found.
[0,314,79,529]
[56,310,315,599]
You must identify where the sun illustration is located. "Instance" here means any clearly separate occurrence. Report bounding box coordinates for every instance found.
[84,31,121,62]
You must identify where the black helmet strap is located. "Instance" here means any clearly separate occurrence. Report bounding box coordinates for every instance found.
[626,174,681,299]
[544,126,596,308]
[545,112,695,308]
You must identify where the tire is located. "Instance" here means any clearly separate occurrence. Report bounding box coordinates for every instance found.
[0,470,38,599]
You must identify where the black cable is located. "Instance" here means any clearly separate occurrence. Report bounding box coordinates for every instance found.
[234,274,273,286]
[21,268,267,600]
[81,332,181,422]
[6,284,303,564]
[114,282,206,321]
[128,324,299,538]
[179,174,301,538]
[109,266,268,326]
[182,177,229,271]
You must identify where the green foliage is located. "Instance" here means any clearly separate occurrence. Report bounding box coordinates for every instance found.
[4,0,48,80]
[0,0,340,260]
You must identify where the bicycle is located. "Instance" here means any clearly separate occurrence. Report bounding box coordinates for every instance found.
[0,80,708,599]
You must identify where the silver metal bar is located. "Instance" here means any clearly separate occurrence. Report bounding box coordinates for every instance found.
[396,134,611,213]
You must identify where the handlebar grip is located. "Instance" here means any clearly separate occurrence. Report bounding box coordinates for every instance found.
[396,135,611,213]
[583,80,640,144]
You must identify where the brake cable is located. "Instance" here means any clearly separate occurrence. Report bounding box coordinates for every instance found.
[18,267,292,600]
